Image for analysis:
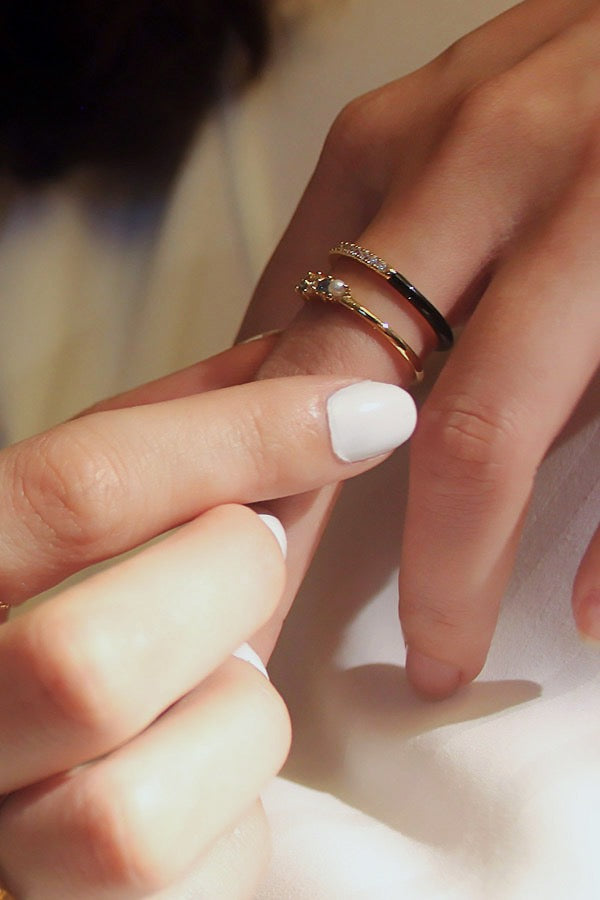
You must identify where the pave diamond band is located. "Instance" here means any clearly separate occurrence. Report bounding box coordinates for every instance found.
[329,241,453,351]
[296,272,424,383]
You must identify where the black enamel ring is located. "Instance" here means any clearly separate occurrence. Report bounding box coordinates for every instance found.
[330,241,454,351]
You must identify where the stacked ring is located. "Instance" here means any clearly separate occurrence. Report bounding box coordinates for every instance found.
[330,241,453,351]
[296,272,424,383]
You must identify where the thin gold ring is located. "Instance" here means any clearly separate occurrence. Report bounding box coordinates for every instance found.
[296,272,423,383]
[330,241,453,351]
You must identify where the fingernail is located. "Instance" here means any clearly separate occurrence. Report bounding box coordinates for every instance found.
[405,648,462,699]
[256,512,287,559]
[327,381,417,463]
[232,642,269,679]
[574,589,600,642]
[237,329,282,345]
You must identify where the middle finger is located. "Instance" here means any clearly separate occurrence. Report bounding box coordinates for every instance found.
[0,504,284,792]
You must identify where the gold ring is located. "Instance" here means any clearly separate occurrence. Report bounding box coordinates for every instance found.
[330,241,453,351]
[0,888,16,899]
[296,272,424,383]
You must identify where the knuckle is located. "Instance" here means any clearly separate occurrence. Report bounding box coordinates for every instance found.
[14,422,129,554]
[76,772,178,893]
[414,395,520,498]
[403,593,471,640]
[235,401,277,486]
[323,91,386,170]
[455,73,563,150]
[25,610,129,743]
[432,32,472,82]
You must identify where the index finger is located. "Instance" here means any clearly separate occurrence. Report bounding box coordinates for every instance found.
[0,375,415,606]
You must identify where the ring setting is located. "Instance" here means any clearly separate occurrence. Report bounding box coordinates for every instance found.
[296,272,424,383]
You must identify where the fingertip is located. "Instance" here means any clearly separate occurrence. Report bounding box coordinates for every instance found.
[232,642,270,679]
[573,589,600,644]
[255,512,288,560]
[405,647,463,700]
[326,381,417,463]
[572,525,600,643]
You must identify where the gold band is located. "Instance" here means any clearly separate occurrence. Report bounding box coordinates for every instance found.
[296,272,424,383]
[330,241,454,351]
[0,888,16,899]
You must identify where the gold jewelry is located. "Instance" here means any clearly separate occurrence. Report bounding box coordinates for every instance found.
[330,241,453,351]
[0,887,16,899]
[296,272,424,383]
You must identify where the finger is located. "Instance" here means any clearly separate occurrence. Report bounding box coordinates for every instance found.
[247,9,600,658]
[402,152,600,696]
[0,504,287,792]
[239,0,598,342]
[572,523,600,640]
[259,3,600,384]
[0,802,271,900]
[150,801,270,900]
[81,331,281,415]
[0,658,289,899]
[0,374,415,605]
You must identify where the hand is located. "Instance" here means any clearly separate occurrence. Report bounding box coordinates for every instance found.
[0,337,416,899]
[240,0,600,698]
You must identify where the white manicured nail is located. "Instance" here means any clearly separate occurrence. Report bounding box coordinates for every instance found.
[237,329,282,345]
[256,512,288,559]
[327,381,417,462]
[232,642,269,679]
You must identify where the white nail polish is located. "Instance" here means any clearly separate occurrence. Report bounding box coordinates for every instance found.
[327,381,417,463]
[256,512,288,559]
[233,642,270,679]
[237,329,282,345]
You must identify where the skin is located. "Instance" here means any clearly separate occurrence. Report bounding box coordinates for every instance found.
[2,0,600,893]
[240,0,600,697]
[0,337,406,898]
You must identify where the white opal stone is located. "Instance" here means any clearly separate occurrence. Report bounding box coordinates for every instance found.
[329,278,347,298]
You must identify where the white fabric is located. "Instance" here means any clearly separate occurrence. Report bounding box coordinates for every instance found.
[260,370,600,899]
[0,1,598,897]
